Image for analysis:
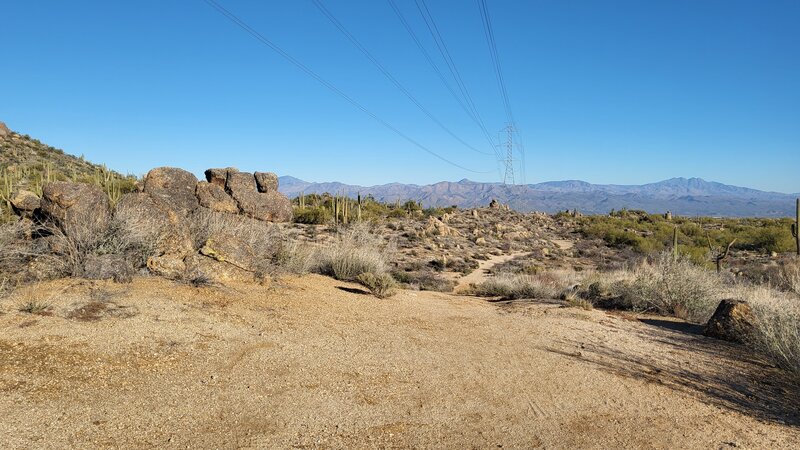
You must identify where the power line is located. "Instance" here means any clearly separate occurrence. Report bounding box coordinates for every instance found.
[310,0,494,157]
[202,0,492,174]
[414,0,495,148]
[478,0,515,125]
[386,0,498,155]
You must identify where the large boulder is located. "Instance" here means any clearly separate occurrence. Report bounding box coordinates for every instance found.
[205,167,237,188]
[142,167,199,214]
[225,171,292,222]
[196,181,238,214]
[10,190,41,216]
[40,182,111,239]
[116,192,194,261]
[254,172,279,193]
[146,255,186,280]
[82,254,134,283]
[704,299,755,343]
[0,121,10,139]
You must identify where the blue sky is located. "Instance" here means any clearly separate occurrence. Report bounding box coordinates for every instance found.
[1,0,798,192]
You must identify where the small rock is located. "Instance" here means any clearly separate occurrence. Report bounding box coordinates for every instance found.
[704,299,755,343]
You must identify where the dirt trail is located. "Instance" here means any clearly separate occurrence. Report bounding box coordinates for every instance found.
[453,251,528,293]
[1,276,798,449]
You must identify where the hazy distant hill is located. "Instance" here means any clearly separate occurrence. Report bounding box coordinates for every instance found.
[279,176,798,218]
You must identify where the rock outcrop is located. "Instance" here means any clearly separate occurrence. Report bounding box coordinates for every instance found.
[0,121,9,139]
[196,181,239,214]
[704,299,755,343]
[82,254,134,283]
[142,167,199,214]
[40,182,111,239]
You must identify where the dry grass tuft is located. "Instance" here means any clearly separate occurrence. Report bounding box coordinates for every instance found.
[356,272,397,298]
[316,223,395,281]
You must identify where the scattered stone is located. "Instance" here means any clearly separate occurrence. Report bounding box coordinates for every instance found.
[489,199,500,209]
[83,254,134,283]
[40,182,111,238]
[142,167,199,214]
[196,181,238,214]
[704,299,755,343]
[254,172,279,193]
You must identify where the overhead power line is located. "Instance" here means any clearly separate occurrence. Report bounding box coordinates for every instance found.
[478,0,515,126]
[311,0,494,157]
[386,0,498,155]
[203,0,492,174]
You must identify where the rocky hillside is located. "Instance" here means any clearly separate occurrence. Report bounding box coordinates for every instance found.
[279,176,798,218]
[0,121,136,198]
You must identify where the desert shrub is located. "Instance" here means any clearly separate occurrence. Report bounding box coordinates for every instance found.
[563,290,593,310]
[472,272,562,300]
[316,223,395,281]
[392,270,456,292]
[356,272,397,298]
[618,252,722,322]
[274,240,317,275]
[293,206,331,225]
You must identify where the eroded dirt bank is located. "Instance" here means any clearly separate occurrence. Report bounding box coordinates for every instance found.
[1,276,798,449]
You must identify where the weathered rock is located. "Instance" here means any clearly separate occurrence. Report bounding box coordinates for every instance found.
[195,181,238,214]
[225,171,293,222]
[185,254,256,284]
[200,232,259,273]
[489,199,500,209]
[704,299,755,343]
[83,254,134,283]
[142,167,199,214]
[10,190,41,215]
[254,172,279,193]
[205,167,237,188]
[146,255,186,279]
[40,182,111,238]
[116,192,194,258]
[423,216,458,237]
[0,121,10,139]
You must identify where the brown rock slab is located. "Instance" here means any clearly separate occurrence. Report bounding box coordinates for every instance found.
[199,232,258,273]
[196,181,238,214]
[142,167,199,214]
[254,172,279,193]
[225,171,293,222]
[704,299,755,343]
[205,167,237,188]
[146,255,186,279]
[40,182,111,239]
[185,254,256,284]
[10,190,41,214]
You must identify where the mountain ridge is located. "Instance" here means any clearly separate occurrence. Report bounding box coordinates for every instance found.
[279,176,798,217]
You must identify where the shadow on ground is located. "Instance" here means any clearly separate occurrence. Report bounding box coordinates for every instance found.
[547,314,800,427]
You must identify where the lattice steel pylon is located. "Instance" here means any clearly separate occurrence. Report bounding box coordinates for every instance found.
[501,123,515,184]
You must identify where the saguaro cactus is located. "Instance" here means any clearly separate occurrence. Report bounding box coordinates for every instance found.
[672,226,679,261]
[793,198,799,256]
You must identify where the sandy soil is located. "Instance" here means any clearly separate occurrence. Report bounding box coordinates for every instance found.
[1,276,799,449]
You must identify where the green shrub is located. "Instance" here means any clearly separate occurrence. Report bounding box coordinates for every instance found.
[356,272,397,298]
[293,206,331,224]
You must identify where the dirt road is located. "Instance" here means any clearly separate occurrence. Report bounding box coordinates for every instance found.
[1,276,798,448]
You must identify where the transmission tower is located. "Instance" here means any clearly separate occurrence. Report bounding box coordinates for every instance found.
[501,123,515,184]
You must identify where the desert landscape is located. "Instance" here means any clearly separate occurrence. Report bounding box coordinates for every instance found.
[2,123,800,448]
[3,1,799,448]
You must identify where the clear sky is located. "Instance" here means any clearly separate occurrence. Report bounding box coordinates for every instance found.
[1,1,798,192]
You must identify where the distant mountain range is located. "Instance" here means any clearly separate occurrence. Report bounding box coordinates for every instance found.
[279,176,798,217]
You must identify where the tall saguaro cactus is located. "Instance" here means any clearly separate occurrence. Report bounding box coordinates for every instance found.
[672,226,679,261]
[793,198,799,256]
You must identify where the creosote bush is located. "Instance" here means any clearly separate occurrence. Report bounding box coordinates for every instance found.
[316,223,394,281]
[356,272,397,298]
